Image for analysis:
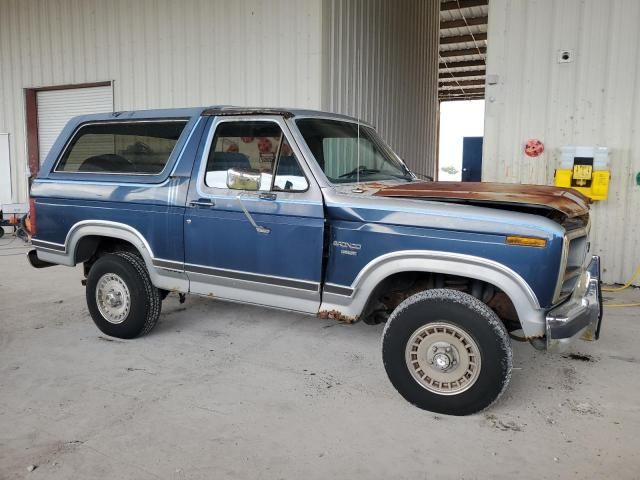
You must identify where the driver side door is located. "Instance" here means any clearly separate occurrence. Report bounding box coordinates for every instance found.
[184,116,325,313]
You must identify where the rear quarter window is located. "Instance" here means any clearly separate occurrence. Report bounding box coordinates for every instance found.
[55,120,187,174]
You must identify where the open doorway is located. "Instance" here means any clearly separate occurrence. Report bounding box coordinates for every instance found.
[437,100,485,181]
[438,0,489,181]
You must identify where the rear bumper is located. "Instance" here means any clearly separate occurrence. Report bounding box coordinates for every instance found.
[545,255,602,353]
[27,249,57,268]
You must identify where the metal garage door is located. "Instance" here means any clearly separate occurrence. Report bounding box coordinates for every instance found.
[37,85,113,165]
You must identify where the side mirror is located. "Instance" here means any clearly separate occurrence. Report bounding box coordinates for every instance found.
[226,168,261,191]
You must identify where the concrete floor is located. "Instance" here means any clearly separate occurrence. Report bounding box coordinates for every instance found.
[1,239,639,480]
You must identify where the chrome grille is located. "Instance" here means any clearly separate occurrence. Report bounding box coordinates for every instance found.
[554,228,589,303]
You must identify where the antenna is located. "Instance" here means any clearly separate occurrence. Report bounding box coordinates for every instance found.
[354,16,363,193]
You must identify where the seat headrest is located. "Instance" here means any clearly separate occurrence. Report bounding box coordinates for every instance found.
[277,156,302,176]
[210,152,251,171]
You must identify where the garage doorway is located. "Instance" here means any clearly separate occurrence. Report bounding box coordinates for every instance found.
[25,82,113,175]
[437,100,485,181]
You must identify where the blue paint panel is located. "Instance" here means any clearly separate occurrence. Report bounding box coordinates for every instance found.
[32,177,190,205]
[185,207,324,281]
[35,198,186,262]
[325,214,564,308]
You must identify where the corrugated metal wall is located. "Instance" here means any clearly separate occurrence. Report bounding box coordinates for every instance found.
[321,0,439,177]
[0,0,324,203]
[0,0,440,206]
[483,0,640,284]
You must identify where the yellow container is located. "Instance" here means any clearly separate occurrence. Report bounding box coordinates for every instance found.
[554,169,610,200]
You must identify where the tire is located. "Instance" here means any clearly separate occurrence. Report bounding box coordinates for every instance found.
[86,251,161,339]
[382,289,512,416]
[0,227,4,239]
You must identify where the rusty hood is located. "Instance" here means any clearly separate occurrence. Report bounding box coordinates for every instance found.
[373,181,591,218]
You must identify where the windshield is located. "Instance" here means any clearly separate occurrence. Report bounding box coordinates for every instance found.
[295,118,413,184]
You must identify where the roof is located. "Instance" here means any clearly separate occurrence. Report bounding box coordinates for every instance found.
[202,106,362,123]
[439,0,488,101]
[65,106,363,124]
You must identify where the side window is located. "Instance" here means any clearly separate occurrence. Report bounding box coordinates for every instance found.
[273,137,307,192]
[56,121,187,174]
[204,121,308,192]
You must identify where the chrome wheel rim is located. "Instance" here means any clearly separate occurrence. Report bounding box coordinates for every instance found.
[96,273,131,324]
[405,322,481,395]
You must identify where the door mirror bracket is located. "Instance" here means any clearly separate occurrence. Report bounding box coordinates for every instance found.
[235,193,271,235]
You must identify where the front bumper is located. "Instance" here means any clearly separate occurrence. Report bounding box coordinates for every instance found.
[545,255,603,353]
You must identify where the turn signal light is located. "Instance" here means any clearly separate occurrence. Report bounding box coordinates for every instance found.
[505,236,547,248]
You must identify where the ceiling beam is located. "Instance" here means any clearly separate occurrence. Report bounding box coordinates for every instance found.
[440,16,488,29]
[439,95,485,102]
[440,32,487,45]
[440,47,487,57]
[439,69,485,79]
[440,0,488,11]
[439,59,485,69]
[439,87,486,97]
[439,79,485,87]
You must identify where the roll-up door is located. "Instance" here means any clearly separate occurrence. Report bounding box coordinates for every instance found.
[37,85,113,165]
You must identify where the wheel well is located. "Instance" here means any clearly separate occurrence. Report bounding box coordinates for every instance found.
[76,236,141,277]
[361,271,520,331]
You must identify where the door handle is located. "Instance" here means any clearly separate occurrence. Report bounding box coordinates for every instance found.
[259,192,277,201]
[189,199,215,208]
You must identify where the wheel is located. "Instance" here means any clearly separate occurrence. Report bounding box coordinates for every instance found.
[382,289,512,416]
[0,227,4,239]
[86,251,161,339]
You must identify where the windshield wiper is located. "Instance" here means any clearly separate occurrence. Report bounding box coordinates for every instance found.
[413,172,434,181]
[339,166,380,178]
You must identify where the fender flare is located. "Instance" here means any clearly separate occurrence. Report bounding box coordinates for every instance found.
[35,220,188,292]
[320,250,546,338]
[66,221,156,269]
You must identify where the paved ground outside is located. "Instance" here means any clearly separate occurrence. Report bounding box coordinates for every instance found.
[1,238,639,479]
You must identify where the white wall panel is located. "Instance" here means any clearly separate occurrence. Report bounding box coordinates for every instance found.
[321,0,439,177]
[0,0,324,203]
[0,0,440,218]
[484,0,640,284]
[0,134,11,204]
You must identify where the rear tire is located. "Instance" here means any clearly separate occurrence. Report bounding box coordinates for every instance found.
[86,251,161,339]
[382,289,512,415]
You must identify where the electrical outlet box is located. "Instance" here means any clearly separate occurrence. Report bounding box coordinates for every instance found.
[555,146,610,200]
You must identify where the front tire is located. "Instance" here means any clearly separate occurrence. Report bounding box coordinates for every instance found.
[382,289,512,415]
[86,251,161,339]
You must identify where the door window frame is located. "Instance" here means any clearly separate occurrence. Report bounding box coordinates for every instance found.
[195,115,320,202]
[52,119,189,176]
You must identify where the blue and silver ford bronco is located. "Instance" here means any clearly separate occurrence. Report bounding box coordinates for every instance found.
[27,107,602,415]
